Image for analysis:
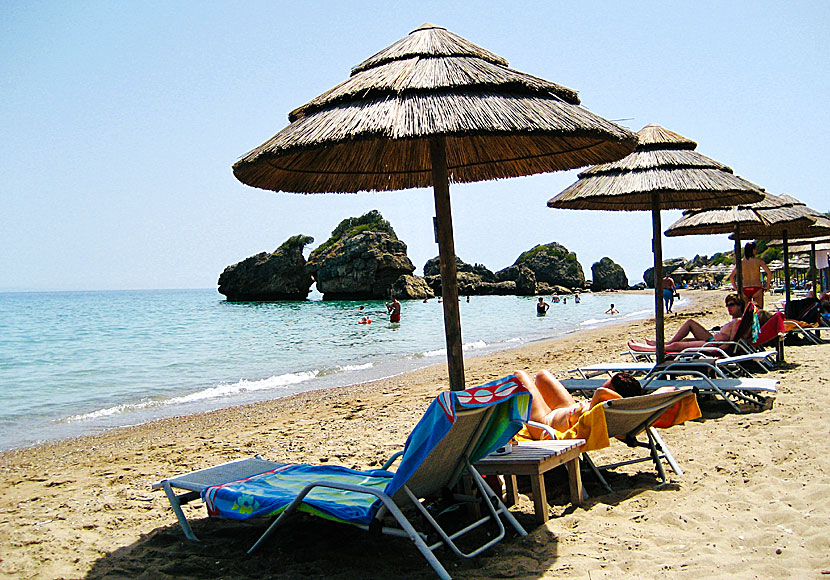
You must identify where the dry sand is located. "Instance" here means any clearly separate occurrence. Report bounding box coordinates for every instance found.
[1,289,828,579]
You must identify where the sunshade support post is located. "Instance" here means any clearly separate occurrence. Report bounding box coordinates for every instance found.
[783,231,791,310]
[734,224,743,298]
[651,192,666,363]
[810,242,817,296]
[430,136,465,391]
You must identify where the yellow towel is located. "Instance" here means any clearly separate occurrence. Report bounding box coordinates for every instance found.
[514,404,611,452]
[514,392,700,452]
[553,404,610,452]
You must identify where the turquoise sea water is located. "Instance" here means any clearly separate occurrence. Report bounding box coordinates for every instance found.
[0,289,661,450]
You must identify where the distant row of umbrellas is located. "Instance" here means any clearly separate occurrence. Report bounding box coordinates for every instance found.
[229,23,827,385]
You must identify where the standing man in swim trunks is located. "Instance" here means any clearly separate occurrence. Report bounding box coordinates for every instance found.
[662,274,677,313]
[386,296,401,323]
[729,241,772,308]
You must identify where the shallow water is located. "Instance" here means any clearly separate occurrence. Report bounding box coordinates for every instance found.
[0,289,659,449]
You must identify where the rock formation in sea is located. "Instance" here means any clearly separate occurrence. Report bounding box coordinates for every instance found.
[307,210,417,300]
[499,242,586,289]
[591,257,629,291]
[391,274,434,300]
[218,235,314,301]
[643,257,686,288]
[423,257,514,296]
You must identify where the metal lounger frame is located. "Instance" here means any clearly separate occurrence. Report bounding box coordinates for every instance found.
[153,406,527,580]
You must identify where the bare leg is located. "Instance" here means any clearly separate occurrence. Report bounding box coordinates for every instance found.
[629,339,708,353]
[666,318,712,343]
[753,288,765,309]
[514,370,577,438]
[533,370,577,410]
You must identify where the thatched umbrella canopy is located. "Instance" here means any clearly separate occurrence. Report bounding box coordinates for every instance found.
[769,239,830,254]
[665,193,814,298]
[726,194,830,305]
[232,23,637,391]
[547,124,764,361]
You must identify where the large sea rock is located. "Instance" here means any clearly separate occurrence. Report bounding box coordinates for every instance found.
[643,257,686,288]
[499,242,586,289]
[423,257,498,282]
[218,235,314,301]
[307,211,415,300]
[391,274,434,300]
[591,257,628,291]
[423,256,513,296]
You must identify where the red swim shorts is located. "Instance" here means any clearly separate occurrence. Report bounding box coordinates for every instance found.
[742,286,762,299]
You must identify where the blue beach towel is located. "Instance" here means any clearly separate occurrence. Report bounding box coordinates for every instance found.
[202,375,530,525]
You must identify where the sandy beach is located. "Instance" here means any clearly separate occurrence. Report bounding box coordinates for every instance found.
[1,289,828,579]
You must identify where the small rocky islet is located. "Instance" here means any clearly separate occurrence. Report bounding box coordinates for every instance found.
[217,210,631,301]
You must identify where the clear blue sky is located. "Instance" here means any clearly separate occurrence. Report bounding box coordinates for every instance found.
[2,1,827,291]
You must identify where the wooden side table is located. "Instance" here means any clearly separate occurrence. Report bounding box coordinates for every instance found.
[475,439,585,523]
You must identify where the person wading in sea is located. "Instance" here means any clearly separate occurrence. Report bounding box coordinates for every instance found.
[386,296,401,323]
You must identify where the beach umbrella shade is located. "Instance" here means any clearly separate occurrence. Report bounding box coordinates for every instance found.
[665,192,814,299]
[232,23,637,391]
[547,124,764,362]
[726,194,830,306]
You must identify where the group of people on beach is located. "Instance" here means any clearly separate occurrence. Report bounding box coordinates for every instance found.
[520,242,784,440]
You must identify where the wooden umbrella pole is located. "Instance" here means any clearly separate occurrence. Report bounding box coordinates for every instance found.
[810,242,817,296]
[651,192,666,363]
[783,231,791,309]
[430,137,465,391]
[734,225,743,298]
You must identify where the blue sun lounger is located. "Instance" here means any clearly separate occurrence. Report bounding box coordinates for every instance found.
[154,375,532,580]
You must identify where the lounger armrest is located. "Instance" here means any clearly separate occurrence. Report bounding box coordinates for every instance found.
[381,450,405,470]
[525,420,558,440]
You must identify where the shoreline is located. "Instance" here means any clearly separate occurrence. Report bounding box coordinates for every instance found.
[3,288,826,579]
[0,289,658,453]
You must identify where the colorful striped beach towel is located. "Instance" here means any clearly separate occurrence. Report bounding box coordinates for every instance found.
[202,375,530,525]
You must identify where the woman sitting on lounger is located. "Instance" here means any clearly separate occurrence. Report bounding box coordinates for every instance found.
[515,370,643,439]
[627,293,746,353]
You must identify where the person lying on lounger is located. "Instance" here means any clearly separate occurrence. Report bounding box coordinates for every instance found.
[627,293,746,353]
[515,370,643,439]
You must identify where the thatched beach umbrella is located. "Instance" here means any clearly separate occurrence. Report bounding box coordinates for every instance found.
[665,193,813,297]
[547,124,764,362]
[232,24,637,390]
[725,194,830,305]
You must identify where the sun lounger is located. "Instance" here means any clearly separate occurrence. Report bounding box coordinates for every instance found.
[560,372,777,413]
[527,388,699,492]
[153,375,531,580]
[572,349,776,379]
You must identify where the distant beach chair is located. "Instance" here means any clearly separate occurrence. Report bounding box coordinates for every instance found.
[153,375,531,580]
[623,304,781,374]
[525,388,700,492]
[560,370,778,414]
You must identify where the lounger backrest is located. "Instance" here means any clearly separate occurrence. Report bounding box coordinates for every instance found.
[602,388,694,438]
[786,297,821,323]
[383,376,530,504]
[731,304,756,344]
[395,406,494,501]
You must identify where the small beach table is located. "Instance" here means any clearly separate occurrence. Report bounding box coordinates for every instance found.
[475,439,585,523]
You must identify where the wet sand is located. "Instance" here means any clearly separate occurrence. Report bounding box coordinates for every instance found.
[1,289,828,579]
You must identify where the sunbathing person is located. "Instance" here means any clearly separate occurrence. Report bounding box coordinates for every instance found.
[627,294,745,353]
[515,370,642,439]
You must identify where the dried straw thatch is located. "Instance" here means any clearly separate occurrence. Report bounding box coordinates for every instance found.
[665,193,813,238]
[769,239,830,253]
[233,23,637,193]
[726,194,830,240]
[546,124,764,361]
[547,124,764,211]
